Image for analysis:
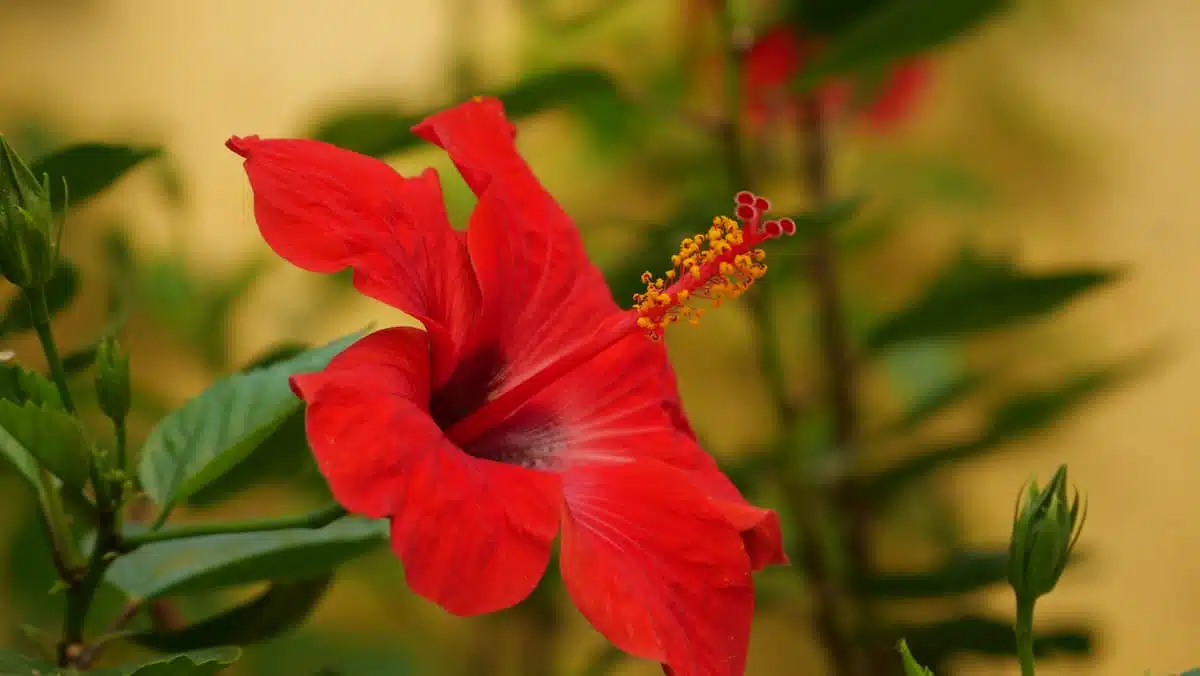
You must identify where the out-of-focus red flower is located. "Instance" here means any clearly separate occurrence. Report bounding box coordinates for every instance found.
[227,97,789,676]
[743,26,931,131]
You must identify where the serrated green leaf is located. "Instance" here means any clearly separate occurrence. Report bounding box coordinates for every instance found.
[856,550,1009,599]
[795,0,1012,87]
[137,331,363,508]
[30,143,162,213]
[0,647,239,675]
[95,647,242,676]
[0,260,80,338]
[186,409,319,507]
[105,517,385,599]
[866,364,1135,505]
[0,398,90,490]
[309,67,627,158]
[897,639,935,676]
[130,575,332,652]
[888,615,1091,669]
[865,250,1118,351]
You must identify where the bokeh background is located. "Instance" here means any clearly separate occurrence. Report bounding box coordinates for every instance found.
[1,0,1198,675]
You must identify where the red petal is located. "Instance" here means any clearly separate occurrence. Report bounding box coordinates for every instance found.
[635,342,788,570]
[228,137,479,383]
[292,327,562,615]
[559,460,755,676]
[413,98,621,399]
[861,59,931,131]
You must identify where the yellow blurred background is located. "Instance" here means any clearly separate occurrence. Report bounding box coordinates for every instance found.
[1,1,1199,675]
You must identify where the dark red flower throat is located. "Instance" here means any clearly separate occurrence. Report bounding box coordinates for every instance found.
[438,190,795,454]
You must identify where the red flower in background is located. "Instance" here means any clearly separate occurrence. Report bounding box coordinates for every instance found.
[743,26,931,131]
[228,97,789,675]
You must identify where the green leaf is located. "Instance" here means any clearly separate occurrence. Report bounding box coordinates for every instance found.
[309,67,627,158]
[795,0,1013,87]
[95,648,242,676]
[889,615,1091,669]
[855,550,1010,599]
[897,639,935,676]
[30,143,162,213]
[789,0,894,35]
[0,647,240,675]
[865,250,1118,352]
[0,260,80,338]
[186,409,321,507]
[887,371,986,434]
[130,575,333,652]
[104,517,385,599]
[0,398,90,490]
[866,364,1134,505]
[245,629,419,676]
[137,331,363,508]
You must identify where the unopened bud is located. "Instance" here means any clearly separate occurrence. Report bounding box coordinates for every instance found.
[0,136,62,289]
[94,335,131,424]
[1008,464,1086,602]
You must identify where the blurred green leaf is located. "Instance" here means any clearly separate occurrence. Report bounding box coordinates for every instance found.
[137,256,267,370]
[137,331,363,509]
[130,575,332,652]
[0,399,90,490]
[865,250,1118,352]
[856,550,1010,599]
[30,143,161,213]
[795,0,1012,87]
[105,517,384,599]
[887,371,985,434]
[0,647,240,675]
[247,629,419,676]
[866,365,1132,505]
[0,260,80,338]
[888,615,1091,669]
[310,67,629,158]
[788,0,893,35]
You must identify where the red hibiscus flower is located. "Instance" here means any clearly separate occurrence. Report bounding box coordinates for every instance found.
[227,97,789,676]
[743,26,931,131]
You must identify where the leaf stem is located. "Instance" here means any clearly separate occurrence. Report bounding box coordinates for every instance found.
[23,284,86,575]
[121,503,349,549]
[1016,596,1037,676]
[24,285,75,412]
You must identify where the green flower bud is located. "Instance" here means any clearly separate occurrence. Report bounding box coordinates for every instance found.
[0,135,62,289]
[1008,464,1086,602]
[94,335,131,424]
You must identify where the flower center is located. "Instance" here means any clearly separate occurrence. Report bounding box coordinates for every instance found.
[633,192,795,340]
[444,192,791,449]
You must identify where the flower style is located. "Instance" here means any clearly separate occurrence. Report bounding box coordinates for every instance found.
[227,97,789,675]
[743,25,931,132]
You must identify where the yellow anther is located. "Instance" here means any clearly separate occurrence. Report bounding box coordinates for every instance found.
[632,208,772,339]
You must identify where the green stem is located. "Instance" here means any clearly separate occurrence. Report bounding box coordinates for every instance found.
[24,285,85,574]
[38,468,84,574]
[59,529,116,666]
[1016,596,1037,676]
[24,285,75,412]
[122,503,348,548]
